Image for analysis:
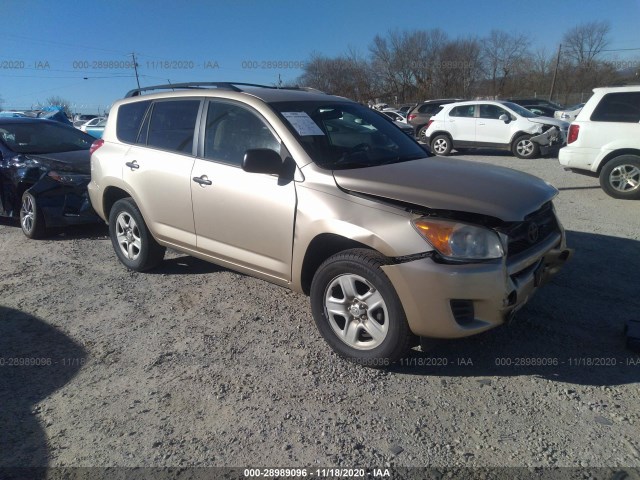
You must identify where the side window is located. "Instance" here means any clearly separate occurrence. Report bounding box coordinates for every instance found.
[590,92,640,123]
[147,100,200,154]
[203,101,280,166]
[479,104,508,120]
[116,100,151,143]
[449,105,475,118]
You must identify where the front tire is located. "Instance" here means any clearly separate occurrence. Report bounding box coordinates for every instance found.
[430,134,452,156]
[310,249,412,367]
[512,134,540,159]
[108,198,165,271]
[599,155,640,200]
[20,191,47,239]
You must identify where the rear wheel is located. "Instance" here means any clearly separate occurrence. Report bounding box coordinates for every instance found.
[512,134,540,159]
[599,155,640,200]
[430,134,452,156]
[108,198,165,271]
[418,125,429,142]
[20,191,47,239]
[310,249,412,367]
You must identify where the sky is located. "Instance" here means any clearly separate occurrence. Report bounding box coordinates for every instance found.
[1,0,639,113]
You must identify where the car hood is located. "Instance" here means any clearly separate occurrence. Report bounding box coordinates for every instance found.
[527,116,569,129]
[333,157,557,221]
[24,150,91,174]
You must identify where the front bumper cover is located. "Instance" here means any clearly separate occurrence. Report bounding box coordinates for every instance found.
[381,233,572,339]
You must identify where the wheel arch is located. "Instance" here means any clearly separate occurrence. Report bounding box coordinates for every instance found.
[299,233,376,295]
[596,149,640,174]
[103,186,133,220]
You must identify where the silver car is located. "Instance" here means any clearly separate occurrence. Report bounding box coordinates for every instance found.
[88,82,572,366]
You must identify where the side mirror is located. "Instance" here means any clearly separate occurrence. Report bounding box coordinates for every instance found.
[499,114,510,123]
[242,149,282,175]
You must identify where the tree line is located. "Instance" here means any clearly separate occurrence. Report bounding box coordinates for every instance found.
[296,21,637,106]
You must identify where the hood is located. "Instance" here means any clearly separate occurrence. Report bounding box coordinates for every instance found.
[527,116,569,129]
[333,157,557,222]
[25,150,91,174]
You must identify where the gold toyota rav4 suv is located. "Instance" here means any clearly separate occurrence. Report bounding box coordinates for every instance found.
[88,82,572,365]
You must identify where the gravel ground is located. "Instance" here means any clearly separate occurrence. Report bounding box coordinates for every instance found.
[1,150,639,476]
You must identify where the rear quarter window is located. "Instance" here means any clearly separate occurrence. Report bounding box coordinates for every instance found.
[116,100,151,143]
[590,92,640,123]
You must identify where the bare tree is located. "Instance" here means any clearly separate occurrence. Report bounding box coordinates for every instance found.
[483,30,530,98]
[563,21,611,67]
[433,38,483,98]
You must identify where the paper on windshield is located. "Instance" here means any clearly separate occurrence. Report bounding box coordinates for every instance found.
[281,112,325,136]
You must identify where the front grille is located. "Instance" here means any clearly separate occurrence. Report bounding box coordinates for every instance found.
[502,202,559,257]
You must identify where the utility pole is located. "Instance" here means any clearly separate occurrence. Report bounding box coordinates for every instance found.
[549,44,562,102]
[131,53,141,90]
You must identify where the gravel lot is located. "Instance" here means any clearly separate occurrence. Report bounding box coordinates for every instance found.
[1,150,639,476]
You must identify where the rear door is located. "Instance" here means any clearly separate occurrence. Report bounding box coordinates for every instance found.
[121,98,202,247]
[190,100,297,281]
[446,104,476,143]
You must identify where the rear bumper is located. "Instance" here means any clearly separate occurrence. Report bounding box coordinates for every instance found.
[558,147,600,172]
[381,233,572,339]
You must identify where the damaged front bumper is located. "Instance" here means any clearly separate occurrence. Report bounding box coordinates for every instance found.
[531,126,567,155]
[381,231,573,339]
[26,174,101,228]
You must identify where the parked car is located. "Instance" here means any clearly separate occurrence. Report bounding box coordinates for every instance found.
[407,99,463,141]
[523,105,559,117]
[84,118,107,138]
[79,116,106,132]
[381,109,408,123]
[506,98,564,111]
[0,118,100,238]
[425,100,569,159]
[397,104,417,114]
[559,86,640,199]
[554,103,585,121]
[373,110,415,136]
[88,82,571,365]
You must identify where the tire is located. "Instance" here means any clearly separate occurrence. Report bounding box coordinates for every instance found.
[310,248,413,367]
[417,125,429,142]
[20,191,47,239]
[430,134,452,156]
[512,134,540,159]
[108,198,165,271]
[599,155,640,200]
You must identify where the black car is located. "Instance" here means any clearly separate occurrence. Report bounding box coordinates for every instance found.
[506,98,563,117]
[0,118,100,238]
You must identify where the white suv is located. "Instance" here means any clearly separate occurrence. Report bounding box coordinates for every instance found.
[558,86,640,199]
[425,100,569,159]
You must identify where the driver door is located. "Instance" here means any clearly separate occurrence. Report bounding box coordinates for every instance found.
[190,100,297,281]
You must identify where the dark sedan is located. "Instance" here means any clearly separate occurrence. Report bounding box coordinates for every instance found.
[0,118,101,238]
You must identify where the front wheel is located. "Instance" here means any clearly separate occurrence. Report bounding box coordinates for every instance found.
[512,134,540,159]
[20,191,47,239]
[108,198,165,271]
[599,155,640,200]
[310,249,412,367]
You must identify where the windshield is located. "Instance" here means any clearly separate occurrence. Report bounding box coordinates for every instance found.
[0,121,94,154]
[503,102,538,118]
[270,101,427,169]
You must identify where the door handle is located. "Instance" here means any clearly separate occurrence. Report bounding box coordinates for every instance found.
[478,122,486,125]
[192,175,212,186]
[125,161,139,170]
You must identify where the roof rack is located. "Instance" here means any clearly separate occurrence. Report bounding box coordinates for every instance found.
[124,82,325,98]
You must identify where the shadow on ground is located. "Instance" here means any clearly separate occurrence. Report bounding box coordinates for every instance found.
[0,306,86,471]
[390,230,640,386]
